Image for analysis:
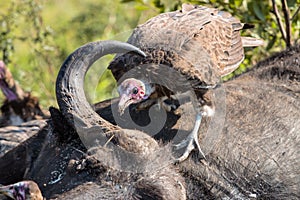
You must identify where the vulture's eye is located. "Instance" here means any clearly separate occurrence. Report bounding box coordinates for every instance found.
[132,87,138,95]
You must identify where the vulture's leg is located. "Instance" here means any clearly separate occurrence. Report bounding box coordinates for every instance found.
[172,90,209,162]
[174,113,205,162]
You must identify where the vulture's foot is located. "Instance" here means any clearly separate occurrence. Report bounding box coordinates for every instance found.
[174,113,205,163]
[155,96,177,112]
[136,96,177,112]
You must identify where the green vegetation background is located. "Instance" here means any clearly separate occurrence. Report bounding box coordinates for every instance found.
[0,0,299,108]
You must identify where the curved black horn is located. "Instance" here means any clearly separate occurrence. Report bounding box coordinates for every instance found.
[56,40,146,148]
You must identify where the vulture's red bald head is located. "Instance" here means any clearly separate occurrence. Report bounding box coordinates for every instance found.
[117,78,153,114]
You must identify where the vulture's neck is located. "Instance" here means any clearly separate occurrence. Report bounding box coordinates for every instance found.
[142,80,155,99]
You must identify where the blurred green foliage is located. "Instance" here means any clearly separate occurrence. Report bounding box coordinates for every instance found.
[0,0,299,108]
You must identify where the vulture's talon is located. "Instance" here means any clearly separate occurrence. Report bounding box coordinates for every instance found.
[173,113,206,162]
[157,96,177,112]
[136,96,177,112]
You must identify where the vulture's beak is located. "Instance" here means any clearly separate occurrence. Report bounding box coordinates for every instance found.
[118,94,134,115]
[0,185,15,199]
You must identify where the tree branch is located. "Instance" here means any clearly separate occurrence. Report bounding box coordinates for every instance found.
[291,6,300,22]
[271,0,287,43]
[281,0,291,48]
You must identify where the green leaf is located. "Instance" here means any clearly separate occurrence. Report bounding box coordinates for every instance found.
[287,0,297,7]
[252,2,266,22]
[235,0,244,7]
[121,0,136,3]
[266,35,277,50]
[134,4,150,11]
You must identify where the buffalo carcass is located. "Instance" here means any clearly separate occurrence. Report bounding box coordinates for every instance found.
[0,42,298,199]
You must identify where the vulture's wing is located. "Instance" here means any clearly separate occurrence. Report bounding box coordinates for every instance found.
[110,4,263,84]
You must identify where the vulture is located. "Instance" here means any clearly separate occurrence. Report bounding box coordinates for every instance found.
[108,4,264,162]
[0,180,43,200]
[0,61,48,127]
